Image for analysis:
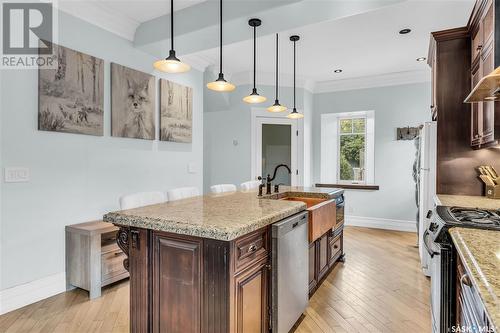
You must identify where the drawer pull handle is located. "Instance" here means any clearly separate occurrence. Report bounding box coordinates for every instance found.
[114,252,122,256]
[248,244,257,253]
[333,245,339,249]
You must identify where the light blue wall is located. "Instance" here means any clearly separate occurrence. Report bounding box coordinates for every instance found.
[0,11,204,290]
[203,80,310,192]
[313,83,431,222]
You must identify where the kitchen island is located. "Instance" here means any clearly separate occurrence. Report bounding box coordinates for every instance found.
[103,187,343,333]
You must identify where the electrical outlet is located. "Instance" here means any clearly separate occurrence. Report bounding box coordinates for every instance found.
[187,163,197,174]
[4,167,30,183]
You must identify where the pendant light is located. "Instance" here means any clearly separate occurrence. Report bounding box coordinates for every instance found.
[153,0,191,73]
[243,19,266,104]
[207,0,235,92]
[287,35,304,119]
[267,33,287,112]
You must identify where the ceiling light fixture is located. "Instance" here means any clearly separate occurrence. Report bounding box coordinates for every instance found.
[416,57,427,62]
[153,0,191,73]
[207,0,235,92]
[399,28,411,34]
[243,18,266,104]
[333,69,343,73]
[267,34,287,112]
[288,35,303,119]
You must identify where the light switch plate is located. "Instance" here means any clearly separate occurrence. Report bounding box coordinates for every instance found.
[187,162,196,174]
[4,167,30,183]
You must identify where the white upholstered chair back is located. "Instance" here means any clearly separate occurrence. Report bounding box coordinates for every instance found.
[210,184,237,194]
[167,187,200,201]
[119,191,166,210]
[240,180,261,191]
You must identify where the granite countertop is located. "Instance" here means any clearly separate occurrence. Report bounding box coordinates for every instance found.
[435,194,500,210]
[104,187,342,241]
[449,228,500,331]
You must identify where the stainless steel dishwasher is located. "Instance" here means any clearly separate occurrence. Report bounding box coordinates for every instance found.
[271,211,309,333]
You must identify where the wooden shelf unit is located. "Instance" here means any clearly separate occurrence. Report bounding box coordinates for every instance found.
[65,221,129,299]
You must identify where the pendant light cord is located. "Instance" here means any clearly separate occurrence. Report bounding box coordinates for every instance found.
[293,39,296,109]
[170,0,174,51]
[275,33,279,101]
[253,25,256,90]
[219,0,223,75]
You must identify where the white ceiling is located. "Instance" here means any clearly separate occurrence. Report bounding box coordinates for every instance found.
[185,0,474,86]
[58,0,207,40]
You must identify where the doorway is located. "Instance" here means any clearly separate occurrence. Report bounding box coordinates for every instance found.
[262,123,292,185]
[251,110,302,186]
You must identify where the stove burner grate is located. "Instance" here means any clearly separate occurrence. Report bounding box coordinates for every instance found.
[448,207,500,226]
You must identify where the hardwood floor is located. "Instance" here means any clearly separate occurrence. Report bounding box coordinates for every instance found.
[0,226,430,333]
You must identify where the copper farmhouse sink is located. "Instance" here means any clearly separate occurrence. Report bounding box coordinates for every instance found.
[280,196,336,242]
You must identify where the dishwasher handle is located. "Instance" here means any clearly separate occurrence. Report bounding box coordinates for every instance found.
[272,212,308,238]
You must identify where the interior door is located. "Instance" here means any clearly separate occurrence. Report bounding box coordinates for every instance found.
[255,117,298,185]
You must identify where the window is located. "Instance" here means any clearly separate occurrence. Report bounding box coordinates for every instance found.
[338,117,366,183]
[320,111,375,185]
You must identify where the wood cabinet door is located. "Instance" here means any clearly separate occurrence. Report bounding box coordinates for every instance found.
[317,233,329,281]
[430,49,438,119]
[308,242,317,293]
[234,260,269,333]
[481,40,495,145]
[471,62,482,147]
[152,233,202,333]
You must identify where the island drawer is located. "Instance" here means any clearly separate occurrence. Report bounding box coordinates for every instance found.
[234,228,269,273]
[328,233,342,264]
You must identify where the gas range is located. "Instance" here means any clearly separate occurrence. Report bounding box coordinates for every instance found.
[429,206,500,243]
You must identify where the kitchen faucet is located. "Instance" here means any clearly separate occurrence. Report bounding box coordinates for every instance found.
[258,164,292,195]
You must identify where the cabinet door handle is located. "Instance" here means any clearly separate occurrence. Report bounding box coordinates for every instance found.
[248,244,257,253]
[477,45,483,51]
[333,245,339,249]
[460,273,472,287]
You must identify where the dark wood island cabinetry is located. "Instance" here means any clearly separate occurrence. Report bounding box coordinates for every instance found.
[104,187,344,333]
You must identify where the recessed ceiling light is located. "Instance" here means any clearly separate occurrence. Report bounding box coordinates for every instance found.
[416,57,427,62]
[399,28,411,34]
[333,69,343,73]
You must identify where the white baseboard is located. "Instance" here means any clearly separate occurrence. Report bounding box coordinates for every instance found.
[345,215,417,232]
[0,272,66,315]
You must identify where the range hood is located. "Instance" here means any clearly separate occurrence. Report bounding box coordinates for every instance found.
[464,66,500,103]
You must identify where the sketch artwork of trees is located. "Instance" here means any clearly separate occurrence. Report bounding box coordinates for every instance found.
[38,43,104,136]
[159,79,193,143]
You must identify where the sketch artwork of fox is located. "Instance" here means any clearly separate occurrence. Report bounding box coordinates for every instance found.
[120,78,154,139]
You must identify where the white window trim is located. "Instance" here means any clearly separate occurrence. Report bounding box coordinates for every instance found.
[321,111,375,185]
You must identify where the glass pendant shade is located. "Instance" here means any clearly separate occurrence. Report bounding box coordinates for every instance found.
[154,50,191,73]
[207,73,236,92]
[267,100,287,113]
[154,0,190,73]
[243,88,267,104]
[207,0,235,92]
[287,108,304,119]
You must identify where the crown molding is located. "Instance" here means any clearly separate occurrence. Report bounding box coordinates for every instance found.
[314,70,430,94]
[57,2,138,41]
[230,70,315,93]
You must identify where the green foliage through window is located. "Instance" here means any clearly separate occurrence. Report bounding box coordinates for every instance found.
[339,117,366,182]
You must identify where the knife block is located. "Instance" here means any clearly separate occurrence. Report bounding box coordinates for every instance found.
[485,185,500,199]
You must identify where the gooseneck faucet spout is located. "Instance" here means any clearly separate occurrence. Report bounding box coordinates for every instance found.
[270,164,292,182]
[258,164,292,195]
